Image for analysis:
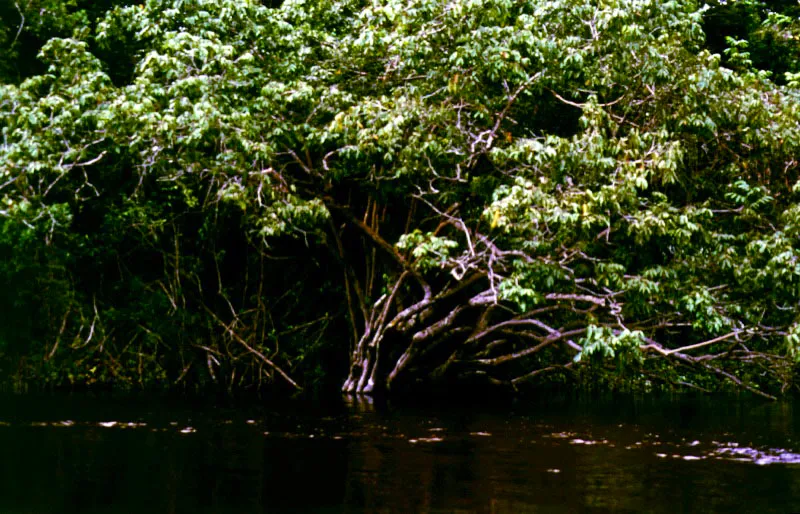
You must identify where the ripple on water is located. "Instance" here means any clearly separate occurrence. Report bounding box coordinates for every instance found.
[650,440,800,466]
[11,413,800,469]
[711,444,800,465]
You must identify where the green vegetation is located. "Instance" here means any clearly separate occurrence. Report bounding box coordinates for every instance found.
[1,0,800,397]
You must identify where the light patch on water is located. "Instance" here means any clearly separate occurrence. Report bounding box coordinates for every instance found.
[30,421,74,428]
[647,440,800,466]
[23,420,150,429]
[712,445,800,465]
[546,432,576,439]
[180,427,196,434]
[470,432,491,437]
[413,437,444,443]
[99,421,145,428]
[570,438,609,446]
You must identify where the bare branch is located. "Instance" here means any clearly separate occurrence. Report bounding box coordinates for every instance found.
[203,307,302,391]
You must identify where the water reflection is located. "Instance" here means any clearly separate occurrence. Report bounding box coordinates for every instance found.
[0,395,799,513]
[342,394,376,413]
[8,413,800,467]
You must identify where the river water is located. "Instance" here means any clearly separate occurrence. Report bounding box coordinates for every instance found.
[1,393,799,513]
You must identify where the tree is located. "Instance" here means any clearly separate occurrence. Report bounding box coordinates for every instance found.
[0,0,799,396]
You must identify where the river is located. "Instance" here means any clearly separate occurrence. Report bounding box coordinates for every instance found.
[1,393,799,513]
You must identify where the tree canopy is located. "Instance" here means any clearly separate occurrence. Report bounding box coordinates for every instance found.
[1,0,800,397]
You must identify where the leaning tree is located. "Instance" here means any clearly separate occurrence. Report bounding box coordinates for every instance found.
[294,0,800,396]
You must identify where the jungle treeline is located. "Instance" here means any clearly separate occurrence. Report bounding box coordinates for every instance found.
[1,0,800,397]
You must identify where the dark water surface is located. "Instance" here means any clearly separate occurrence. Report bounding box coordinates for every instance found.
[1,393,800,513]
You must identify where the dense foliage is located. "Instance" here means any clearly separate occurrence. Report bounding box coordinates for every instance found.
[1,0,799,397]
